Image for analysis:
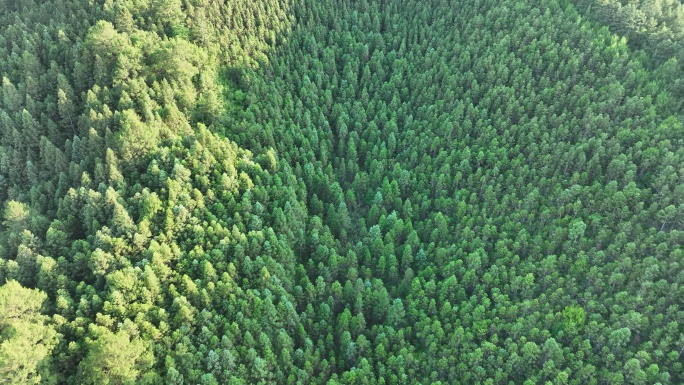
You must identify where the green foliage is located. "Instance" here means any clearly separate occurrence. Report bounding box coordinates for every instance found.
[571,0,684,103]
[563,305,586,326]
[0,281,57,385]
[0,0,683,383]
[2,201,29,228]
[78,326,154,385]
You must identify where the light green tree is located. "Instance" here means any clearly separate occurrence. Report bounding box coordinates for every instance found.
[0,280,57,385]
[78,326,154,384]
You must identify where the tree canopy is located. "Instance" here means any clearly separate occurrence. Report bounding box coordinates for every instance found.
[0,0,682,383]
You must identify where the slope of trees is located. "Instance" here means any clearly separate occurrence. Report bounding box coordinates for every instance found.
[570,0,684,103]
[0,0,683,383]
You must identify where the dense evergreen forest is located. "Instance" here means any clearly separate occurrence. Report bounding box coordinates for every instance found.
[0,0,683,383]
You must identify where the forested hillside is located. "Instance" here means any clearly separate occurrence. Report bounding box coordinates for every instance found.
[570,0,684,104]
[0,0,683,384]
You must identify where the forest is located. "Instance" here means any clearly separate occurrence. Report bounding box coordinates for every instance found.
[0,0,682,384]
